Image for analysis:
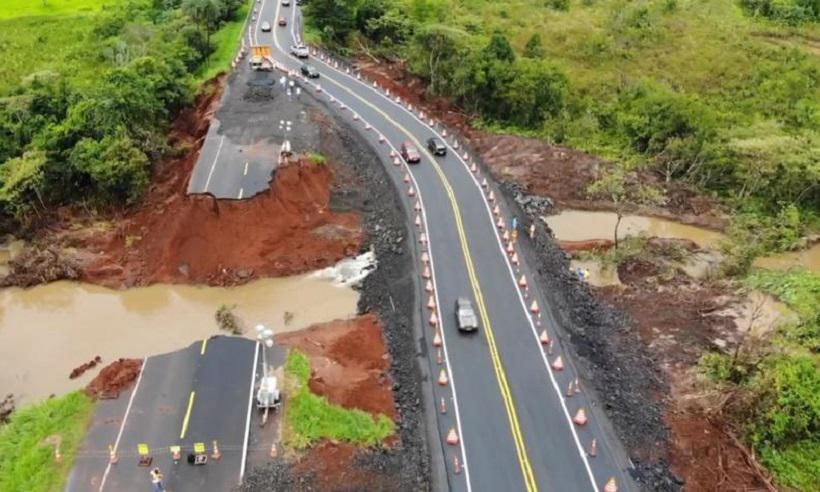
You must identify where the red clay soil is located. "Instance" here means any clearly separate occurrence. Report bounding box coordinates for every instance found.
[46,77,361,288]
[291,441,398,491]
[276,314,396,419]
[85,358,142,399]
[356,60,726,230]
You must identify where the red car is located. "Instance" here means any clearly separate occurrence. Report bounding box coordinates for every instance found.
[401,141,421,163]
[278,16,287,26]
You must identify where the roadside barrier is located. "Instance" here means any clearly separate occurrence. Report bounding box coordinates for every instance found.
[573,408,588,426]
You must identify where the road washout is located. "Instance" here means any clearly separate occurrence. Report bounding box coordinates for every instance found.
[352,58,805,489]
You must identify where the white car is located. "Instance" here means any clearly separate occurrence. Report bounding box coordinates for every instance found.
[290,44,309,58]
[282,0,291,5]
[456,297,479,332]
[260,21,272,32]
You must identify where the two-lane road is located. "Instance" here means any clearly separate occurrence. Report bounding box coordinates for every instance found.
[254,1,637,490]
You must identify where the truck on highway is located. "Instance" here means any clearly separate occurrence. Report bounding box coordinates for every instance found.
[256,375,281,409]
[249,45,275,71]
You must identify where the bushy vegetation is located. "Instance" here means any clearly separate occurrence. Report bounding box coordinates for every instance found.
[0,392,94,492]
[0,0,247,229]
[699,268,820,489]
[283,350,394,448]
[305,0,819,240]
[741,0,819,24]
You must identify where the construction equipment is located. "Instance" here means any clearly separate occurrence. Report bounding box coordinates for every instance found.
[249,45,275,71]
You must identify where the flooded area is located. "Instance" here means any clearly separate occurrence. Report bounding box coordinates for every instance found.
[0,274,359,405]
[543,210,726,248]
[754,243,820,272]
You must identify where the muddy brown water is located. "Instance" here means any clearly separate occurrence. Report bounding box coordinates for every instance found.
[0,275,358,406]
[545,210,819,272]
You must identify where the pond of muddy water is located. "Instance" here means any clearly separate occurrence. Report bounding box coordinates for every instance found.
[0,274,359,405]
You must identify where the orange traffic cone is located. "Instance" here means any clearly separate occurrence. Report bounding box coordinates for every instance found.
[551,355,564,371]
[419,233,427,244]
[496,217,504,229]
[408,186,415,197]
[415,214,422,228]
[414,200,421,211]
[481,178,488,188]
[589,438,597,457]
[604,478,617,492]
[108,444,118,464]
[530,300,540,314]
[446,428,459,445]
[539,330,550,345]
[389,150,396,158]
[495,206,502,217]
[437,368,449,386]
[427,295,436,310]
[506,242,515,254]
[393,156,401,166]
[211,440,221,460]
[403,173,410,183]
[423,266,431,279]
[519,275,528,289]
[573,408,588,426]
[429,312,438,327]
[502,230,509,241]
[511,252,519,266]
[425,280,434,293]
[421,252,429,263]
[488,191,495,202]
[470,163,477,173]
[433,331,442,347]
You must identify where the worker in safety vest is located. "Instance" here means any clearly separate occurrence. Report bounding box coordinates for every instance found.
[150,468,165,492]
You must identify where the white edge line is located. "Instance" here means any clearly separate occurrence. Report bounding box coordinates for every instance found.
[239,341,261,482]
[270,28,473,487]
[310,52,606,490]
[98,357,149,492]
[202,135,226,193]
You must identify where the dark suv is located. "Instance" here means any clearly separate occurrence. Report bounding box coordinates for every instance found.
[301,64,319,78]
[427,137,446,156]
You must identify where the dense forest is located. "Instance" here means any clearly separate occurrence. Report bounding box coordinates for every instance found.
[0,0,246,228]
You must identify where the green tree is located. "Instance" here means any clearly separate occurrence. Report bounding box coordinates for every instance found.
[68,135,150,205]
[503,59,568,127]
[523,33,544,58]
[182,0,221,52]
[304,0,357,44]
[0,150,48,221]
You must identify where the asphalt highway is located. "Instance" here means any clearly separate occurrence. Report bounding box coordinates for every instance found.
[257,1,638,491]
[67,337,261,492]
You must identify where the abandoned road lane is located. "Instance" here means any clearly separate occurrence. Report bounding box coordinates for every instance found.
[258,2,638,490]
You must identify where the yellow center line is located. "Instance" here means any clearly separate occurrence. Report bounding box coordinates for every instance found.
[180,391,196,440]
[200,339,208,355]
[270,23,538,491]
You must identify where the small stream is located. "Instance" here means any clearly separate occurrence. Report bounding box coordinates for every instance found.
[0,266,365,405]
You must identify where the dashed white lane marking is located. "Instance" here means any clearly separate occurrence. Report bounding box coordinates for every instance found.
[238,187,244,200]
[98,357,149,492]
[203,135,226,193]
[243,162,249,176]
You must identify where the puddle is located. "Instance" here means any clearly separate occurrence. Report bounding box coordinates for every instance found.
[0,274,359,405]
[570,259,622,287]
[544,210,726,248]
[754,243,820,273]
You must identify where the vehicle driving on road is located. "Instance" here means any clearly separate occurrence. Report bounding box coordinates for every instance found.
[260,21,272,32]
[278,16,287,26]
[455,297,479,332]
[281,0,291,5]
[401,141,421,163]
[301,64,319,78]
[427,137,447,156]
[290,44,309,58]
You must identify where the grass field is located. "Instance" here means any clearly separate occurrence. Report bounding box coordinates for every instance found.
[0,0,115,19]
[283,350,395,449]
[0,392,94,492]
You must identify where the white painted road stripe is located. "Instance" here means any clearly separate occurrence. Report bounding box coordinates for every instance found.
[238,187,244,200]
[98,357,149,492]
[239,341,260,482]
[243,162,249,176]
[203,135,226,193]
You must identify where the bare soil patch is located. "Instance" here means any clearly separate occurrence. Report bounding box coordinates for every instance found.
[84,358,142,399]
[277,314,396,420]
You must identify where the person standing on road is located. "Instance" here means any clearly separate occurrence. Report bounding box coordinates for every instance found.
[150,467,165,492]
